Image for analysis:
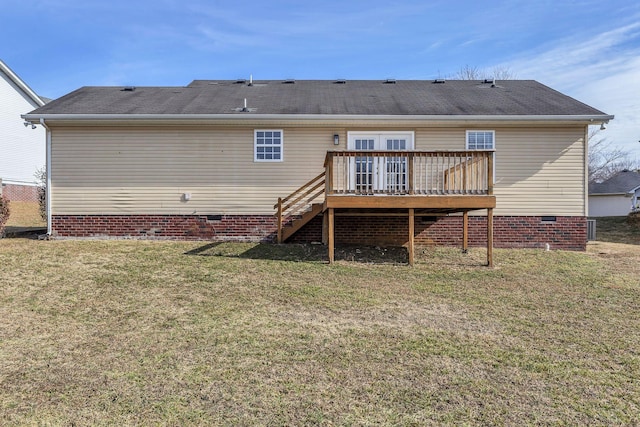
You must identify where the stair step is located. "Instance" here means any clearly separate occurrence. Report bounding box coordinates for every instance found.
[281,203,324,242]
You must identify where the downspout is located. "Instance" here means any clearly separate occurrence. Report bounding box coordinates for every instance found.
[584,125,589,218]
[40,118,52,236]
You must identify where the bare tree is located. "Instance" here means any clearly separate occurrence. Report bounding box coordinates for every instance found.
[588,128,638,183]
[455,65,516,80]
[490,66,516,80]
[456,64,483,80]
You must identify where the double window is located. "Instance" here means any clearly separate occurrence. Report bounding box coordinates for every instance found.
[254,130,283,162]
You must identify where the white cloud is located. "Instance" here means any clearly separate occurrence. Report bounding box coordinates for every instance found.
[503,22,640,157]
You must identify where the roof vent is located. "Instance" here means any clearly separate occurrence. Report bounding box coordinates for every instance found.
[121,86,136,91]
[383,79,396,84]
[483,78,497,87]
[234,79,246,84]
[233,98,256,113]
[334,79,346,84]
[432,79,445,84]
[282,79,295,84]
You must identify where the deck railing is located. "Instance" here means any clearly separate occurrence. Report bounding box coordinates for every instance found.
[274,171,326,243]
[324,150,493,196]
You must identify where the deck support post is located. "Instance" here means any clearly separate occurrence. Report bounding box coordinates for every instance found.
[487,208,494,267]
[462,211,469,253]
[276,197,283,244]
[322,210,328,245]
[328,208,335,264]
[408,208,415,266]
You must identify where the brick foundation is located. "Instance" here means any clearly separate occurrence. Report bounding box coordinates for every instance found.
[1,183,39,202]
[292,214,587,251]
[51,214,587,250]
[52,215,278,242]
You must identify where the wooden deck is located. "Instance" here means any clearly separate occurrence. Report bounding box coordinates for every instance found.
[324,194,495,210]
[275,150,496,266]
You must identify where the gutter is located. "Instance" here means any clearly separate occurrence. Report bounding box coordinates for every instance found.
[21,113,615,124]
[39,118,52,236]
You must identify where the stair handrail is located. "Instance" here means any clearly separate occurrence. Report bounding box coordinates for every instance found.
[275,171,326,243]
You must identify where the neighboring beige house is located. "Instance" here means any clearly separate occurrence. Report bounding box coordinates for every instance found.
[0,59,46,201]
[589,170,640,217]
[23,79,612,261]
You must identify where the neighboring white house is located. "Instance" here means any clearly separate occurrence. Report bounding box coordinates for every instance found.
[0,59,46,201]
[589,170,640,217]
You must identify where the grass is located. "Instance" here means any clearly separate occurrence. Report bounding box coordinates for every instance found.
[591,216,640,244]
[0,238,638,425]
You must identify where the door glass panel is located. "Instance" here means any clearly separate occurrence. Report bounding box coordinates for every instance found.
[385,138,408,193]
[348,133,413,193]
[355,138,375,193]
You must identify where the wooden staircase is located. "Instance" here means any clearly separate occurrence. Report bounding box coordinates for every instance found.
[274,171,326,243]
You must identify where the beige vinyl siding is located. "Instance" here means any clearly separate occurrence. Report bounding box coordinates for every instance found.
[50,124,586,216]
[414,128,463,150]
[416,126,586,216]
[491,127,585,216]
[51,127,337,215]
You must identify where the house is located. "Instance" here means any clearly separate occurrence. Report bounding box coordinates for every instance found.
[589,170,640,217]
[22,79,612,264]
[0,59,46,201]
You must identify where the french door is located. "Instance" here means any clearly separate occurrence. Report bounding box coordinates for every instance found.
[348,132,414,193]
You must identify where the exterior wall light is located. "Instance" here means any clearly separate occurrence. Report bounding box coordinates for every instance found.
[333,134,340,145]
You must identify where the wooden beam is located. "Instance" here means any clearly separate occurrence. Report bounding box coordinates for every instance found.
[408,152,414,195]
[336,212,410,217]
[276,197,283,244]
[322,210,328,245]
[326,156,334,195]
[408,208,415,266]
[487,208,494,267]
[328,208,335,264]
[462,210,468,253]
[325,195,496,210]
[488,153,494,196]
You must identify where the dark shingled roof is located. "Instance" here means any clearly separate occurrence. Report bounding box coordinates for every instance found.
[27,79,609,117]
[589,170,640,195]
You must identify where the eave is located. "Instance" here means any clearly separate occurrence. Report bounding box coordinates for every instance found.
[22,113,615,127]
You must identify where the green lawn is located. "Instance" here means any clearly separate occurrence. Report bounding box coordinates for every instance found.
[1,239,639,425]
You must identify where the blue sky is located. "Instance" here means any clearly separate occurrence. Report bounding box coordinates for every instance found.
[3,0,639,157]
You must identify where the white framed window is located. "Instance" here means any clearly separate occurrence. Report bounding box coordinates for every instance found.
[466,130,496,182]
[466,130,495,150]
[254,130,283,162]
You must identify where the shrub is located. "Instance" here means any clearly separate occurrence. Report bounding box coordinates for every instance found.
[0,195,10,237]
[35,166,46,221]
